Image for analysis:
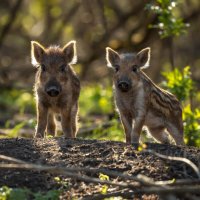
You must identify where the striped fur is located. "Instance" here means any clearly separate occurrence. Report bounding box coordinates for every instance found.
[106,47,184,145]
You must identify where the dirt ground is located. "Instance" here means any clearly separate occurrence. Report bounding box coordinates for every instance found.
[0,138,199,199]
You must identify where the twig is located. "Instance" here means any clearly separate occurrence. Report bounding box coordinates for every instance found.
[82,189,131,200]
[0,155,27,164]
[0,154,143,189]
[1,153,200,199]
[0,162,137,189]
[143,149,200,179]
[154,178,200,186]
[83,185,200,200]
[0,154,200,187]
[139,185,200,194]
[0,154,160,187]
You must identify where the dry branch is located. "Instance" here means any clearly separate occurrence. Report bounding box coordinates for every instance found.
[0,152,200,186]
[0,154,144,189]
[0,151,200,199]
[83,185,200,200]
[143,149,200,179]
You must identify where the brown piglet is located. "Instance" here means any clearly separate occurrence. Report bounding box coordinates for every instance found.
[31,41,80,138]
[106,47,184,145]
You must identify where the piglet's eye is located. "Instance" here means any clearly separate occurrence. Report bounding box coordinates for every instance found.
[41,64,46,72]
[132,65,138,72]
[60,64,66,72]
[114,65,120,72]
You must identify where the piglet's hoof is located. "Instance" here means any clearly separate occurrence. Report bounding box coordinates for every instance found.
[61,135,72,139]
[34,133,44,138]
[131,142,139,149]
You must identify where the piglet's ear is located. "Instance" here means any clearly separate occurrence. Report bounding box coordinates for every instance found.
[106,47,120,68]
[62,40,77,64]
[31,41,45,66]
[137,47,151,69]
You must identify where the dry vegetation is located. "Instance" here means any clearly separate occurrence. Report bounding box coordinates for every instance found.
[0,138,200,199]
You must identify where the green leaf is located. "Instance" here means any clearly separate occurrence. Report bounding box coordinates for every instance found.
[9,188,29,200]
[101,185,108,195]
[147,0,189,38]
[99,173,109,181]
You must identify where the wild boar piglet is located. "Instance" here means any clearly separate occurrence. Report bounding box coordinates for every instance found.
[106,47,184,145]
[31,40,80,138]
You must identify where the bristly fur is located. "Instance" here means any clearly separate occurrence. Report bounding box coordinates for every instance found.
[31,40,80,138]
[106,47,184,145]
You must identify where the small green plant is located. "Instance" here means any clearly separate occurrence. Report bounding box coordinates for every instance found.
[99,173,109,181]
[0,186,29,200]
[146,0,189,38]
[8,188,29,200]
[0,186,60,200]
[99,173,109,194]
[0,186,11,200]
[162,66,194,101]
[146,0,189,68]
[54,177,69,189]
[33,190,60,200]
[183,105,200,147]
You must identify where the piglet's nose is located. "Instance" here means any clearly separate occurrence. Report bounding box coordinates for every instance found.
[46,86,60,97]
[118,81,130,92]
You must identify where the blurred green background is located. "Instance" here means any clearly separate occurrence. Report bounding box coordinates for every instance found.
[0,0,200,146]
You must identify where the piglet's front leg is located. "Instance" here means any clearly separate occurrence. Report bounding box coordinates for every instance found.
[35,103,48,138]
[47,113,56,136]
[120,112,132,144]
[131,115,145,144]
[61,108,74,138]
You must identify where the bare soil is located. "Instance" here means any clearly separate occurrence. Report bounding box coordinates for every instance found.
[0,138,199,199]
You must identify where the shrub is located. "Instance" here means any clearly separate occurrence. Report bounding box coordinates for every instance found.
[162,66,200,147]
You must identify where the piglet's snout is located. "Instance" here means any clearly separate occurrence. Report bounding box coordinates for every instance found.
[117,81,131,92]
[45,85,61,97]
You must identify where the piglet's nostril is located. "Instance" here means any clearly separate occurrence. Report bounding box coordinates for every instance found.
[47,89,59,97]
